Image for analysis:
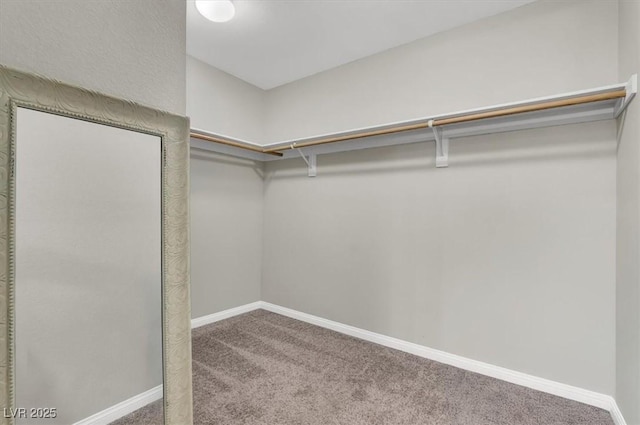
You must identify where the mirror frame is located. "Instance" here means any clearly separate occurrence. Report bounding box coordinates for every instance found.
[0,66,193,424]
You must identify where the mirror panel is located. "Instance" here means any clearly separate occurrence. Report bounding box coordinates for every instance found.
[0,66,193,425]
[15,108,162,424]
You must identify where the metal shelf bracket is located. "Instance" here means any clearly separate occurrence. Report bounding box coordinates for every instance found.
[428,120,449,168]
[294,144,317,177]
[614,74,637,118]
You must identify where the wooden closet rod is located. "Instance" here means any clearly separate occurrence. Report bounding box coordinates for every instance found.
[191,132,283,157]
[262,89,627,153]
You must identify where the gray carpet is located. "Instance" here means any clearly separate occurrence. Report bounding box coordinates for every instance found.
[113,309,613,425]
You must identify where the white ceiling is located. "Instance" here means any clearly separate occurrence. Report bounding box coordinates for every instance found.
[187,0,536,90]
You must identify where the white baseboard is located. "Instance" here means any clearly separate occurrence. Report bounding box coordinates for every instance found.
[190,301,627,425]
[191,301,263,328]
[610,401,629,425]
[257,301,626,425]
[73,385,162,425]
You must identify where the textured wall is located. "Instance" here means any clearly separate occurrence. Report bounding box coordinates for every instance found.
[616,1,640,423]
[0,0,186,115]
[261,0,618,396]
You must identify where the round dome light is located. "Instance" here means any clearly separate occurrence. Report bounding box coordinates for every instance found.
[195,0,235,23]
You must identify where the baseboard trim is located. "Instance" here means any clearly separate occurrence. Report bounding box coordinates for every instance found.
[610,401,628,425]
[191,301,263,328]
[257,301,625,424]
[73,385,162,425]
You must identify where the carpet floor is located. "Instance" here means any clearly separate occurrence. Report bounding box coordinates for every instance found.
[112,309,613,425]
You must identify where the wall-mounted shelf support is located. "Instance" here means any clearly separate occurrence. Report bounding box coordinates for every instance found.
[615,74,637,118]
[294,145,317,177]
[429,119,449,168]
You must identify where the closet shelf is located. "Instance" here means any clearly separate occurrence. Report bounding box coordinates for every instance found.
[190,74,637,168]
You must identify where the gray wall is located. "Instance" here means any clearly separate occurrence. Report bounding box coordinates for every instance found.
[187,56,265,317]
[261,0,618,396]
[188,55,265,142]
[0,0,186,115]
[190,150,263,318]
[0,0,186,420]
[264,0,617,142]
[617,1,640,423]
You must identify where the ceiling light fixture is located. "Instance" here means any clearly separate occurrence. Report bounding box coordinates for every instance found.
[195,0,236,23]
